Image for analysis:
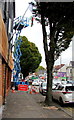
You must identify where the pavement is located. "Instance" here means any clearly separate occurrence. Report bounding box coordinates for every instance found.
[1,89,74,120]
[0,106,2,120]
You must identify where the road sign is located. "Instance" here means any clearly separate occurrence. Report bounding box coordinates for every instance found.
[18,85,28,91]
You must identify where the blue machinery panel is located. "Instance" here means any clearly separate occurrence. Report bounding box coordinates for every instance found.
[13,16,29,82]
[13,3,34,82]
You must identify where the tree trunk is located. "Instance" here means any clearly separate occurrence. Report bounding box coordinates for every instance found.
[45,32,55,105]
[45,51,55,105]
[40,3,55,105]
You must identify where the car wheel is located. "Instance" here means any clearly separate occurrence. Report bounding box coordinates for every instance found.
[59,97,64,106]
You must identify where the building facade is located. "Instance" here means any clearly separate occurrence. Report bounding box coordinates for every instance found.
[66,61,74,80]
[53,64,67,80]
[0,0,15,108]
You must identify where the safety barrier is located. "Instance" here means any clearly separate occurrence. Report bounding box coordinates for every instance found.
[18,85,28,91]
[32,86,39,94]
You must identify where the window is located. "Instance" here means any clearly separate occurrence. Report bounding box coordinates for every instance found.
[57,85,64,90]
[41,83,42,87]
[43,82,47,87]
[8,18,12,33]
[65,86,74,91]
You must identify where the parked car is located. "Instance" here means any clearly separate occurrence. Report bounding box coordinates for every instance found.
[32,79,39,86]
[52,83,74,105]
[38,78,45,85]
[61,79,67,84]
[39,82,47,95]
[53,79,61,85]
[28,79,33,85]
[67,80,74,84]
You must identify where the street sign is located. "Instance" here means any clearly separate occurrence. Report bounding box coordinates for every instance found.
[18,85,28,91]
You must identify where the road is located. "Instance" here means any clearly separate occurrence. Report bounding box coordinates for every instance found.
[51,97,74,118]
[32,85,74,118]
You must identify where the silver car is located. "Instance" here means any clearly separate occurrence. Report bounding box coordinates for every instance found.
[39,82,47,95]
[52,83,74,105]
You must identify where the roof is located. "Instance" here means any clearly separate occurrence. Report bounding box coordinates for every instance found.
[54,64,65,70]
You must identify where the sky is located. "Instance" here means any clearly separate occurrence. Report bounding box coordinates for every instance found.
[15,0,73,68]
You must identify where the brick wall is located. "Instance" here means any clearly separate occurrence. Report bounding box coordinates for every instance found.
[0,10,8,62]
[0,57,2,106]
[0,10,14,105]
[2,61,5,104]
[0,10,2,106]
[0,10,13,69]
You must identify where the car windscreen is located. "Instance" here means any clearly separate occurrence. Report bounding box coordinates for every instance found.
[34,80,39,82]
[65,86,74,91]
[43,82,47,87]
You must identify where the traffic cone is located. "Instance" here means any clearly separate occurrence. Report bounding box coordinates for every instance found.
[30,89,32,94]
[12,89,15,93]
[34,87,39,94]
[12,86,15,93]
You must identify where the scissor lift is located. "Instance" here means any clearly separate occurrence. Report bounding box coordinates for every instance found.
[13,16,29,82]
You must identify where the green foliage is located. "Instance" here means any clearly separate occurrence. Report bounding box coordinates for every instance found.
[20,36,42,78]
[31,2,74,105]
[35,66,46,72]
[38,66,46,70]
[32,2,74,60]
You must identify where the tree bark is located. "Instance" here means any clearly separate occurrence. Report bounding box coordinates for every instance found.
[40,4,55,105]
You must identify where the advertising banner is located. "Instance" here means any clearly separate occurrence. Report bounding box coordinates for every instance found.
[57,72,66,77]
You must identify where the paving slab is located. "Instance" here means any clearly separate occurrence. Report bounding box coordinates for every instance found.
[2,91,73,119]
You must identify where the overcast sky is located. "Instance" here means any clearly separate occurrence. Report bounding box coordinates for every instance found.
[15,0,73,68]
